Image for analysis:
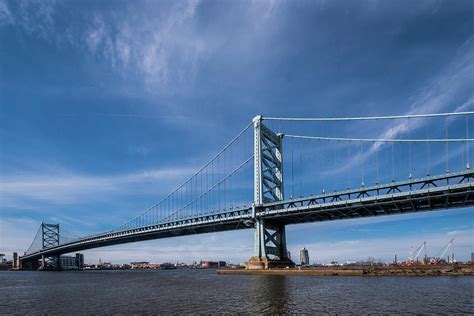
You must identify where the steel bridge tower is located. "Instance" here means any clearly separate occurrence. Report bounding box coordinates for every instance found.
[40,223,61,270]
[246,115,295,269]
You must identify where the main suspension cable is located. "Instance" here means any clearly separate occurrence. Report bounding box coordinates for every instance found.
[263,111,474,121]
[284,135,474,143]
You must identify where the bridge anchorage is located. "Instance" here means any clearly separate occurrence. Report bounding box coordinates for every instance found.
[19,111,474,270]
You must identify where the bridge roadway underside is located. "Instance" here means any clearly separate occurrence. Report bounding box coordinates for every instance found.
[20,171,474,265]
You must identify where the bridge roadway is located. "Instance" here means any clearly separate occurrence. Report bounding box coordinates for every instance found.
[20,170,474,262]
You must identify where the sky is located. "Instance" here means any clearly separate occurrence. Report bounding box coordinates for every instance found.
[0,0,473,264]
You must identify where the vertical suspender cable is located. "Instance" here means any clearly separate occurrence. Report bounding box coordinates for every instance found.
[218,155,220,211]
[375,141,379,184]
[300,151,303,195]
[291,149,294,198]
[360,140,364,187]
[224,145,227,210]
[391,141,395,182]
[346,141,350,189]
[334,141,337,191]
[426,124,430,176]
[445,117,449,173]
[466,114,470,169]
[349,140,352,189]
[408,118,412,179]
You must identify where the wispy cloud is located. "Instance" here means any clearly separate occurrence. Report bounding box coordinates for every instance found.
[0,0,13,26]
[82,229,253,264]
[0,166,194,208]
[372,36,474,148]
[320,37,474,177]
[2,0,281,97]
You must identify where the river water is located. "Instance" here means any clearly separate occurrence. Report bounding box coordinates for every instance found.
[1,270,473,314]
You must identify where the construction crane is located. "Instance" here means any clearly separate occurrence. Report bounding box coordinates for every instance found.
[432,238,455,263]
[408,241,426,263]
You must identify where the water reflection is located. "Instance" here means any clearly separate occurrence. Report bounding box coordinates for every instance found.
[1,270,472,314]
[251,275,291,313]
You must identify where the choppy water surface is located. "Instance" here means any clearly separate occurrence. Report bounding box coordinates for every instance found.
[1,270,473,314]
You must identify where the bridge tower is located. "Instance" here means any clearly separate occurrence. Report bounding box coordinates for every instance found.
[40,223,61,270]
[246,115,295,269]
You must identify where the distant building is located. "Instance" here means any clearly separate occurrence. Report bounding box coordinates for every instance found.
[300,248,310,266]
[218,261,226,268]
[12,252,18,269]
[56,253,85,269]
[60,255,77,269]
[75,253,84,269]
[0,254,5,264]
[160,263,176,270]
[202,261,219,268]
[131,262,150,269]
[130,262,160,269]
[471,252,474,262]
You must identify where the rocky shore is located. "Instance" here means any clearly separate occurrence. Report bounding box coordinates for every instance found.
[218,264,474,276]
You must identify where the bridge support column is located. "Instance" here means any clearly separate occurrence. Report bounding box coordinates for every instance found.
[245,116,294,269]
[39,223,61,271]
[246,218,293,269]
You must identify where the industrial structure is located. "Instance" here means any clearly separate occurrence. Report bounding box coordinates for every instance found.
[401,239,457,266]
[19,112,474,270]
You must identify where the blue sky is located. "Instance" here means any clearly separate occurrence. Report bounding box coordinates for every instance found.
[0,0,473,264]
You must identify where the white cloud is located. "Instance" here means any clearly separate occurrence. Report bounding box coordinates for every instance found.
[0,0,13,26]
[0,166,194,207]
[81,229,254,265]
[0,216,39,256]
[14,0,56,40]
[320,37,474,177]
[3,0,284,97]
[373,36,474,145]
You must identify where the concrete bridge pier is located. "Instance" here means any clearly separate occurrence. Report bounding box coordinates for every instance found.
[246,218,294,269]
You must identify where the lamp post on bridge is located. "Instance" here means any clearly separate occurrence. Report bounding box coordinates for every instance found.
[245,115,295,269]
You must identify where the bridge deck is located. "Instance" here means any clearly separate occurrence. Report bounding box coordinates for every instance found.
[21,171,473,262]
[260,170,473,224]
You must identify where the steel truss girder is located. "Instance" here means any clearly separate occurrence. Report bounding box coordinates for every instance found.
[258,182,474,225]
[260,170,474,212]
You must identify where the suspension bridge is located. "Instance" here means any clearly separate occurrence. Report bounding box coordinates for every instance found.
[19,112,474,269]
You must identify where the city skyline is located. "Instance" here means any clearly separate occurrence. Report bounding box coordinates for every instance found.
[1,0,474,264]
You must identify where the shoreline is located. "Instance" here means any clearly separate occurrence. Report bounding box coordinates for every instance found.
[218,264,474,276]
